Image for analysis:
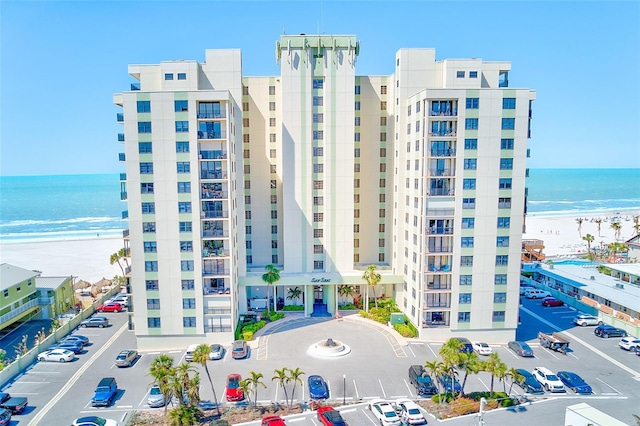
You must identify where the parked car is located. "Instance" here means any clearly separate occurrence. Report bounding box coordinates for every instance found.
[261,415,286,426]
[147,385,170,408]
[519,285,534,296]
[394,398,427,425]
[115,350,138,367]
[618,337,640,351]
[231,340,248,359]
[541,297,564,307]
[308,375,329,400]
[368,398,401,425]
[317,406,347,426]
[454,337,474,353]
[557,371,592,394]
[0,393,27,414]
[37,348,75,362]
[225,374,244,402]
[508,341,534,357]
[407,365,437,396]
[185,344,199,362]
[524,289,551,299]
[71,416,118,426]
[531,367,564,392]
[512,369,544,394]
[91,377,118,407]
[572,315,602,327]
[80,316,109,328]
[97,302,124,313]
[594,325,627,338]
[472,341,493,355]
[110,295,128,307]
[50,341,84,354]
[437,374,462,393]
[63,335,90,347]
[209,343,225,360]
[0,408,10,426]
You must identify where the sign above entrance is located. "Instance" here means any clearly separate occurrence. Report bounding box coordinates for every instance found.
[311,278,331,283]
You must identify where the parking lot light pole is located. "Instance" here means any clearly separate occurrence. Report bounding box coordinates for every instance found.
[343,374,346,404]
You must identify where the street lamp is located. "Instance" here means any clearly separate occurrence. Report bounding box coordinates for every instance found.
[343,374,346,405]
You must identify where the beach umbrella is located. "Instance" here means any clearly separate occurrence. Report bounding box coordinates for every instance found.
[93,277,112,291]
[74,279,92,290]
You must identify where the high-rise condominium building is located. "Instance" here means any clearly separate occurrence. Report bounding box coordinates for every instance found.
[114,34,535,350]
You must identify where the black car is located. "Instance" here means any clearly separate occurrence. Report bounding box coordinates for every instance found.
[513,369,544,394]
[594,325,627,338]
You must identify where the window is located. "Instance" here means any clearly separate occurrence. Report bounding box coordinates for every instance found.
[246,225,252,234]
[313,147,324,157]
[407,105,411,116]
[138,122,152,133]
[246,255,253,264]
[270,149,277,158]
[460,275,473,285]
[354,148,360,157]
[145,261,158,272]
[313,196,323,206]
[176,141,189,152]
[144,241,157,252]
[313,164,324,173]
[183,317,196,327]
[501,118,515,130]
[461,237,474,247]
[496,236,510,247]
[497,217,511,228]
[355,101,361,110]
[500,158,513,170]
[495,255,509,266]
[179,221,192,232]
[469,71,478,78]
[381,84,387,94]
[174,100,188,112]
[148,317,161,328]
[313,130,324,140]
[494,274,508,285]
[313,113,323,123]
[463,159,477,170]
[493,311,506,322]
[354,117,360,126]
[500,138,514,149]
[141,183,154,194]
[502,98,516,109]
[271,240,278,249]
[178,202,191,213]
[458,312,471,323]
[461,217,475,229]
[271,210,277,219]
[269,117,276,126]
[314,229,323,237]
[145,280,159,290]
[139,142,152,153]
[463,178,476,189]
[380,132,387,141]
[271,225,277,234]
[456,71,465,78]
[177,162,191,173]
[175,121,189,132]
[381,101,387,110]
[314,261,324,270]
[269,85,276,95]
[140,162,153,174]
[354,133,361,141]
[177,182,191,193]
[464,139,477,150]
[180,241,193,251]
[459,293,472,304]
[380,116,387,126]
[354,85,360,95]
[498,197,512,208]
[142,202,155,213]
[465,118,478,130]
[181,260,194,271]
[182,298,196,309]
[270,195,277,204]
[499,178,512,189]
[462,198,475,209]
[269,102,276,111]
[176,73,186,80]
[465,98,479,109]
[164,73,174,80]
[181,280,195,290]
[313,96,323,106]
[460,256,473,266]
[137,100,151,113]
[313,78,324,89]
[242,85,249,95]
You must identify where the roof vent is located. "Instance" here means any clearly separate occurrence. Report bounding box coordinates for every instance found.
[590,276,595,280]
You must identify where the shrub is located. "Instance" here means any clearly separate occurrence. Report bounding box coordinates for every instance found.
[269,312,285,321]
[338,303,358,310]
[393,323,417,338]
[282,305,304,311]
[431,392,454,403]
[242,330,254,341]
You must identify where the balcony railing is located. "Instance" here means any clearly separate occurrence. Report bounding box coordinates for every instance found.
[123,229,130,238]
[205,325,233,333]
[202,229,228,238]
[203,290,231,299]
[201,210,229,219]
[198,131,227,140]
[426,282,452,290]
[117,133,125,142]
[203,269,230,276]
[425,208,455,217]
[0,299,38,325]
[201,191,228,200]
[426,227,454,235]
[427,264,451,272]
[200,172,228,180]
[203,249,229,258]
[427,245,453,253]
[197,111,226,119]
[199,150,228,160]
[116,113,124,122]
[121,210,128,219]
[429,131,457,137]
[423,302,451,309]
[427,188,454,196]
[119,173,126,180]
[131,83,141,91]
[430,149,456,157]
[120,192,127,201]
[38,296,55,305]
[429,110,458,116]
[428,169,454,177]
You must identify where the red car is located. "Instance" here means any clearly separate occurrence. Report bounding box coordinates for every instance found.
[542,297,563,307]
[97,302,124,312]
[225,374,244,402]
[261,415,286,425]
[317,406,347,426]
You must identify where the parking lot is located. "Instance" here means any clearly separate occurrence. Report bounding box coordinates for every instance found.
[2,297,639,425]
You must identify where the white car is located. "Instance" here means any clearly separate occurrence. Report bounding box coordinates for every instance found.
[38,348,75,362]
[394,398,427,425]
[110,295,128,307]
[71,416,118,426]
[532,367,564,392]
[368,398,401,425]
[525,289,551,299]
[618,337,640,352]
[472,341,493,355]
[573,314,602,327]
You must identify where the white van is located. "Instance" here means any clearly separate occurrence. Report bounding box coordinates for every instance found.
[185,344,198,362]
[525,289,551,299]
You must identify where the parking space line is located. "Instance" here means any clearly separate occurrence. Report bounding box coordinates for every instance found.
[403,378,414,397]
[569,353,579,360]
[542,348,560,360]
[426,343,439,358]
[406,344,416,357]
[596,377,623,395]
[477,377,490,391]
[378,378,386,398]
[353,379,360,400]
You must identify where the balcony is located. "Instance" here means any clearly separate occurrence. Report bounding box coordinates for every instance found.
[200,171,228,180]
[427,188,454,197]
[425,208,455,217]
[199,150,227,160]
[119,173,126,181]
[428,168,454,177]
[426,226,453,235]
[423,302,451,309]
[202,229,228,238]
[201,210,229,219]
[118,153,126,161]
[131,82,141,91]
[117,133,125,142]
[123,229,130,238]
[426,281,452,290]
[121,210,128,219]
[0,299,39,325]
[201,190,228,200]
[197,111,226,119]
[203,268,230,276]
[427,264,451,273]
[203,290,231,298]
[203,248,229,258]
[120,191,127,201]
[429,131,457,137]
[116,113,124,122]
[38,296,54,305]
[430,149,456,157]
[427,244,453,253]
[198,130,227,140]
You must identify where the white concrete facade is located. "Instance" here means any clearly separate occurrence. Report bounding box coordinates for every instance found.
[115,34,535,349]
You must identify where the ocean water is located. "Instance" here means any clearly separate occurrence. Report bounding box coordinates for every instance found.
[0,169,638,243]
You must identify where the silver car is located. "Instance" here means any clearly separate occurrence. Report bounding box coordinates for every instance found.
[209,343,225,360]
[573,314,602,327]
[115,350,138,367]
[147,385,169,408]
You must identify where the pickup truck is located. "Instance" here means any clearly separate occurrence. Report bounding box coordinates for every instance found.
[0,392,28,414]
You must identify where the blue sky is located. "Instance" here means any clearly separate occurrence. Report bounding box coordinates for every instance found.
[1,1,639,176]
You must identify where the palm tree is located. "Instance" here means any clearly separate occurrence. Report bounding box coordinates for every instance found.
[608,242,627,261]
[582,233,595,253]
[272,368,290,409]
[192,344,221,418]
[595,218,603,237]
[109,251,125,276]
[439,339,464,398]
[424,360,447,404]
[362,265,382,310]
[262,264,281,313]
[576,217,584,237]
[245,370,267,407]
[504,367,524,395]
[481,353,507,398]
[634,221,640,236]
[286,286,302,305]
[239,378,252,405]
[174,362,197,406]
[611,221,622,240]
[337,285,357,305]
[458,352,481,395]
[149,354,176,414]
[287,367,305,409]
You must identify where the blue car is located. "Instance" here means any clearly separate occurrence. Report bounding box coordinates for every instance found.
[557,371,592,394]
[50,341,84,354]
[514,369,544,394]
[308,375,329,400]
[438,373,462,393]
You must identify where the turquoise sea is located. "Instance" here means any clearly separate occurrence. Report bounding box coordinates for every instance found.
[0,169,638,243]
